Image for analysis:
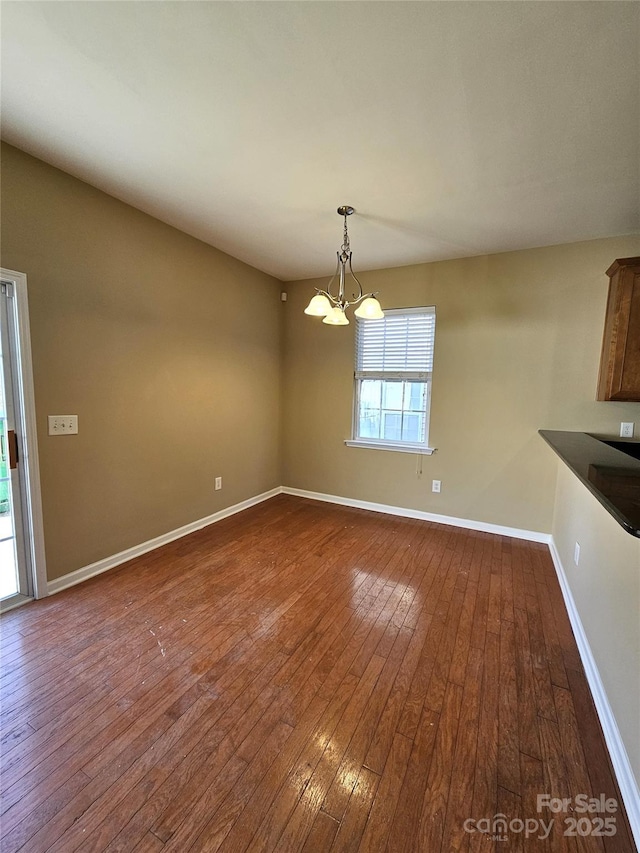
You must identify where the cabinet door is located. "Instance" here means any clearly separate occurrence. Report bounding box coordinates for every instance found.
[597,259,640,402]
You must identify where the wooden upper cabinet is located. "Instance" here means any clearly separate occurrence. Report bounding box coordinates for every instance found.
[597,257,640,402]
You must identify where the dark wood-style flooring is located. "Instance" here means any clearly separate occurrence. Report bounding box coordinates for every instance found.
[0,495,635,852]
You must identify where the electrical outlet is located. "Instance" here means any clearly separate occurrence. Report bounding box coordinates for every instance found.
[574,541,581,566]
[48,415,78,435]
[620,422,635,438]
[215,476,222,491]
[432,479,441,493]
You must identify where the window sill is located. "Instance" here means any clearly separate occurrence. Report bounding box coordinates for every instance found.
[345,440,436,455]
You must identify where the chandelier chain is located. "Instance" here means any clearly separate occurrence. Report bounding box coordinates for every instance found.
[341,213,351,260]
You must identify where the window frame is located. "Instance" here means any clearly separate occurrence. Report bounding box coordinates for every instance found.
[346,306,436,455]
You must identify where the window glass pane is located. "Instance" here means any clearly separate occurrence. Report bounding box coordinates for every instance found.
[359,380,381,439]
[407,382,425,412]
[360,411,380,439]
[382,381,403,410]
[382,412,402,441]
[402,413,424,443]
[360,379,382,409]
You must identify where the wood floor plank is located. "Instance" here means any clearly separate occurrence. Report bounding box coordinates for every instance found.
[329,766,380,853]
[536,579,570,691]
[403,524,455,629]
[498,617,521,795]
[300,810,340,853]
[525,590,559,723]
[469,533,493,650]
[385,706,440,853]
[498,786,524,852]
[358,732,412,853]
[395,608,444,740]
[0,495,633,853]
[132,832,166,852]
[415,680,464,852]
[440,647,483,853]
[468,627,499,853]
[500,538,515,624]
[514,605,542,762]
[538,716,579,852]
[448,566,477,688]
[520,752,550,853]
[486,545,503,636]
[422,583,466,715]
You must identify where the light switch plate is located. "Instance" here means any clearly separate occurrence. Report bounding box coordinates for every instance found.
[48,415,78,435]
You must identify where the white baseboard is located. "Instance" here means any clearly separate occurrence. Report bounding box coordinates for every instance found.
[46,487,283,596]
[281,486,551,543]
[548,538,640,849]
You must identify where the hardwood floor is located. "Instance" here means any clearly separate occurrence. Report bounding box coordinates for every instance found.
[0,495,635,852]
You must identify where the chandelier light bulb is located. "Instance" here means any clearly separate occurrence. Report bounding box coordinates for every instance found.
[354,297,384,320]
[322,306,350,326]
[304,293,332,316]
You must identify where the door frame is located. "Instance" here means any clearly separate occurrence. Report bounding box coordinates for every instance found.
[1,268,47,607]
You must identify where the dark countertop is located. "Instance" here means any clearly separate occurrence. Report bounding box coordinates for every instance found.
[539,430,640,538]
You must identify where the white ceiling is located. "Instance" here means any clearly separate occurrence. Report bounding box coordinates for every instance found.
[2,1,638,281]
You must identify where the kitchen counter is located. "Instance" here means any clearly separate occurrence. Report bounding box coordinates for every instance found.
[539,430,640,538]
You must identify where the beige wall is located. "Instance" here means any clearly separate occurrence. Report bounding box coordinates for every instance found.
[283,237,640,533]
[1,143,283,580]
[551,462,640,784]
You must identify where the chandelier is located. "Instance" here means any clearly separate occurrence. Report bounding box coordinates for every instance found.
[304,206,384,326]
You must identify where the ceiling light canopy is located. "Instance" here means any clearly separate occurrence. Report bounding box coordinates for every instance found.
[304,206,384,326]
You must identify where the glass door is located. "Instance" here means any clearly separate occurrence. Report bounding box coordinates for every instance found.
[0,280,30,605]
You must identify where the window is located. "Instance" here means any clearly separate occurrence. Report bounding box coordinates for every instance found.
[346,307,436,454]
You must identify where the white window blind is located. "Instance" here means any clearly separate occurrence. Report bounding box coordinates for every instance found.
[355,307,436,380]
